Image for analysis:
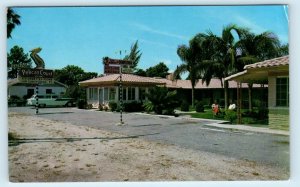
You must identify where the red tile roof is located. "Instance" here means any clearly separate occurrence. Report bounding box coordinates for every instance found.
[79,74,165,86]
[156,78,262,89]
[80,74,263,88]
[244,55,289,69]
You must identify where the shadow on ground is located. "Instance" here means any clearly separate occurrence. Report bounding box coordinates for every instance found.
[8,133,160,146]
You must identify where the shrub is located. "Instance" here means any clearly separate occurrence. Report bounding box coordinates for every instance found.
[257,108,268,120]
[123,101,144,112]
[143,101,153,113]
[195,101,204,112]
[8,95,26,107]
[180,100,189,112]
[144,86,179,115]
[109,101,118,112]
[77,99,86,109]
[225,110,237,124]
[8,132,18,140]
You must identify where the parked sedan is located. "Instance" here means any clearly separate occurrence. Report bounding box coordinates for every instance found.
[27,94,75,107]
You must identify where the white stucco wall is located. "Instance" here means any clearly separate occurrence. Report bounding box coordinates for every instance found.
[86,86,148,108]
[268,76,276,108]
[8,85,66,98]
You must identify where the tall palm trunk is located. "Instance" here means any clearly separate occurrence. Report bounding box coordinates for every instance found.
[191,86,195,108]
[248,83,253,112]
[224,80,229,109]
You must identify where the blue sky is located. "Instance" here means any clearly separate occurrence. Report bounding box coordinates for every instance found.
[7,5,289,75]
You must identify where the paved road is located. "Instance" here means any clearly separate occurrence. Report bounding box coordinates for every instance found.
[9,107,290,171]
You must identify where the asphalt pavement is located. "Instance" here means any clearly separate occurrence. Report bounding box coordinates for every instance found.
[9,107,290,172]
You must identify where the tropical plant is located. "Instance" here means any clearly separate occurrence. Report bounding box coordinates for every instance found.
[174,34,208,107]
[7,8,21,38]
[123,40,142,70]
[236,30,282,111]
[236,31,281,71]
[143,86,179,115]
[201,24,249,109]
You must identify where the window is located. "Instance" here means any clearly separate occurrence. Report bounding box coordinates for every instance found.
[139,88,146,100]
[120,87,127,101]
[128,87,136,100]
[104,88,109,101]
[276,77,289,106]
[46,89,52,94]
[88,88,98,100]
[109,88,116,100]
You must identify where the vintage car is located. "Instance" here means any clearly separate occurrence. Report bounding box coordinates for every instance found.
[27,94,75,107]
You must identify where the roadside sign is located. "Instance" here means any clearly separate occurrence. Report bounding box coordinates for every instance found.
[18,68,54,84]
[18,69,53,78]
[103,57,132,74]
[18,77,54,84]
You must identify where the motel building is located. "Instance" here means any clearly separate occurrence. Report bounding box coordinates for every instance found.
[226,55,289,130]
[79,58,266,110]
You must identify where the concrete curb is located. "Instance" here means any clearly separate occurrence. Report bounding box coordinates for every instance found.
[203,123,289,136]
[73,109,289,136]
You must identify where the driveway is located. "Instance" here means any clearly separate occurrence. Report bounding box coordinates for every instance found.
[9,107,290,172]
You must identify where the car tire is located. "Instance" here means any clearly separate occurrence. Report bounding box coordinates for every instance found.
[66,102,72,107]
[38,104,46,108]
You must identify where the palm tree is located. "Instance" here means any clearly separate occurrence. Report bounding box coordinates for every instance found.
[7,8,21,38]
[123,40,142,70]
[174,34,207,107]
[236,31,281,71]
[236,30,281,111]
[202,24,248,109]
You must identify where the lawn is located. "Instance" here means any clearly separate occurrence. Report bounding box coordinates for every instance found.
[183,108,268,125]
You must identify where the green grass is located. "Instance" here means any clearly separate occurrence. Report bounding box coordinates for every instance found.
[184,109,268,126]
[186,110,222,120]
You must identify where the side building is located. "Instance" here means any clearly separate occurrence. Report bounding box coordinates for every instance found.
[226,55,289,130]
[8,78,67,100]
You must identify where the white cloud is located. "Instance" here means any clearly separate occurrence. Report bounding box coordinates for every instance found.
[130,22,188,41]
[235,15,266,33]
[133,38,175,49]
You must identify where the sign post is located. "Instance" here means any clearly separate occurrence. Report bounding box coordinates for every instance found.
[109,64,125,125]
[35,85,39,114]
[104,57,132,126]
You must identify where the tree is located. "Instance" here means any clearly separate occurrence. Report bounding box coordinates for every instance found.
[123,40,142,70]
[278,43,289,56]
[7,45,32,79]
[202,24,248,109]
[174,34,207,107]
[236,31,281,71]
[54,65,97,100]
[236,30,283,111]
[134,68,147,76]
[7,8,21,38]
[145,62,169,78]
[54,65,85,85]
